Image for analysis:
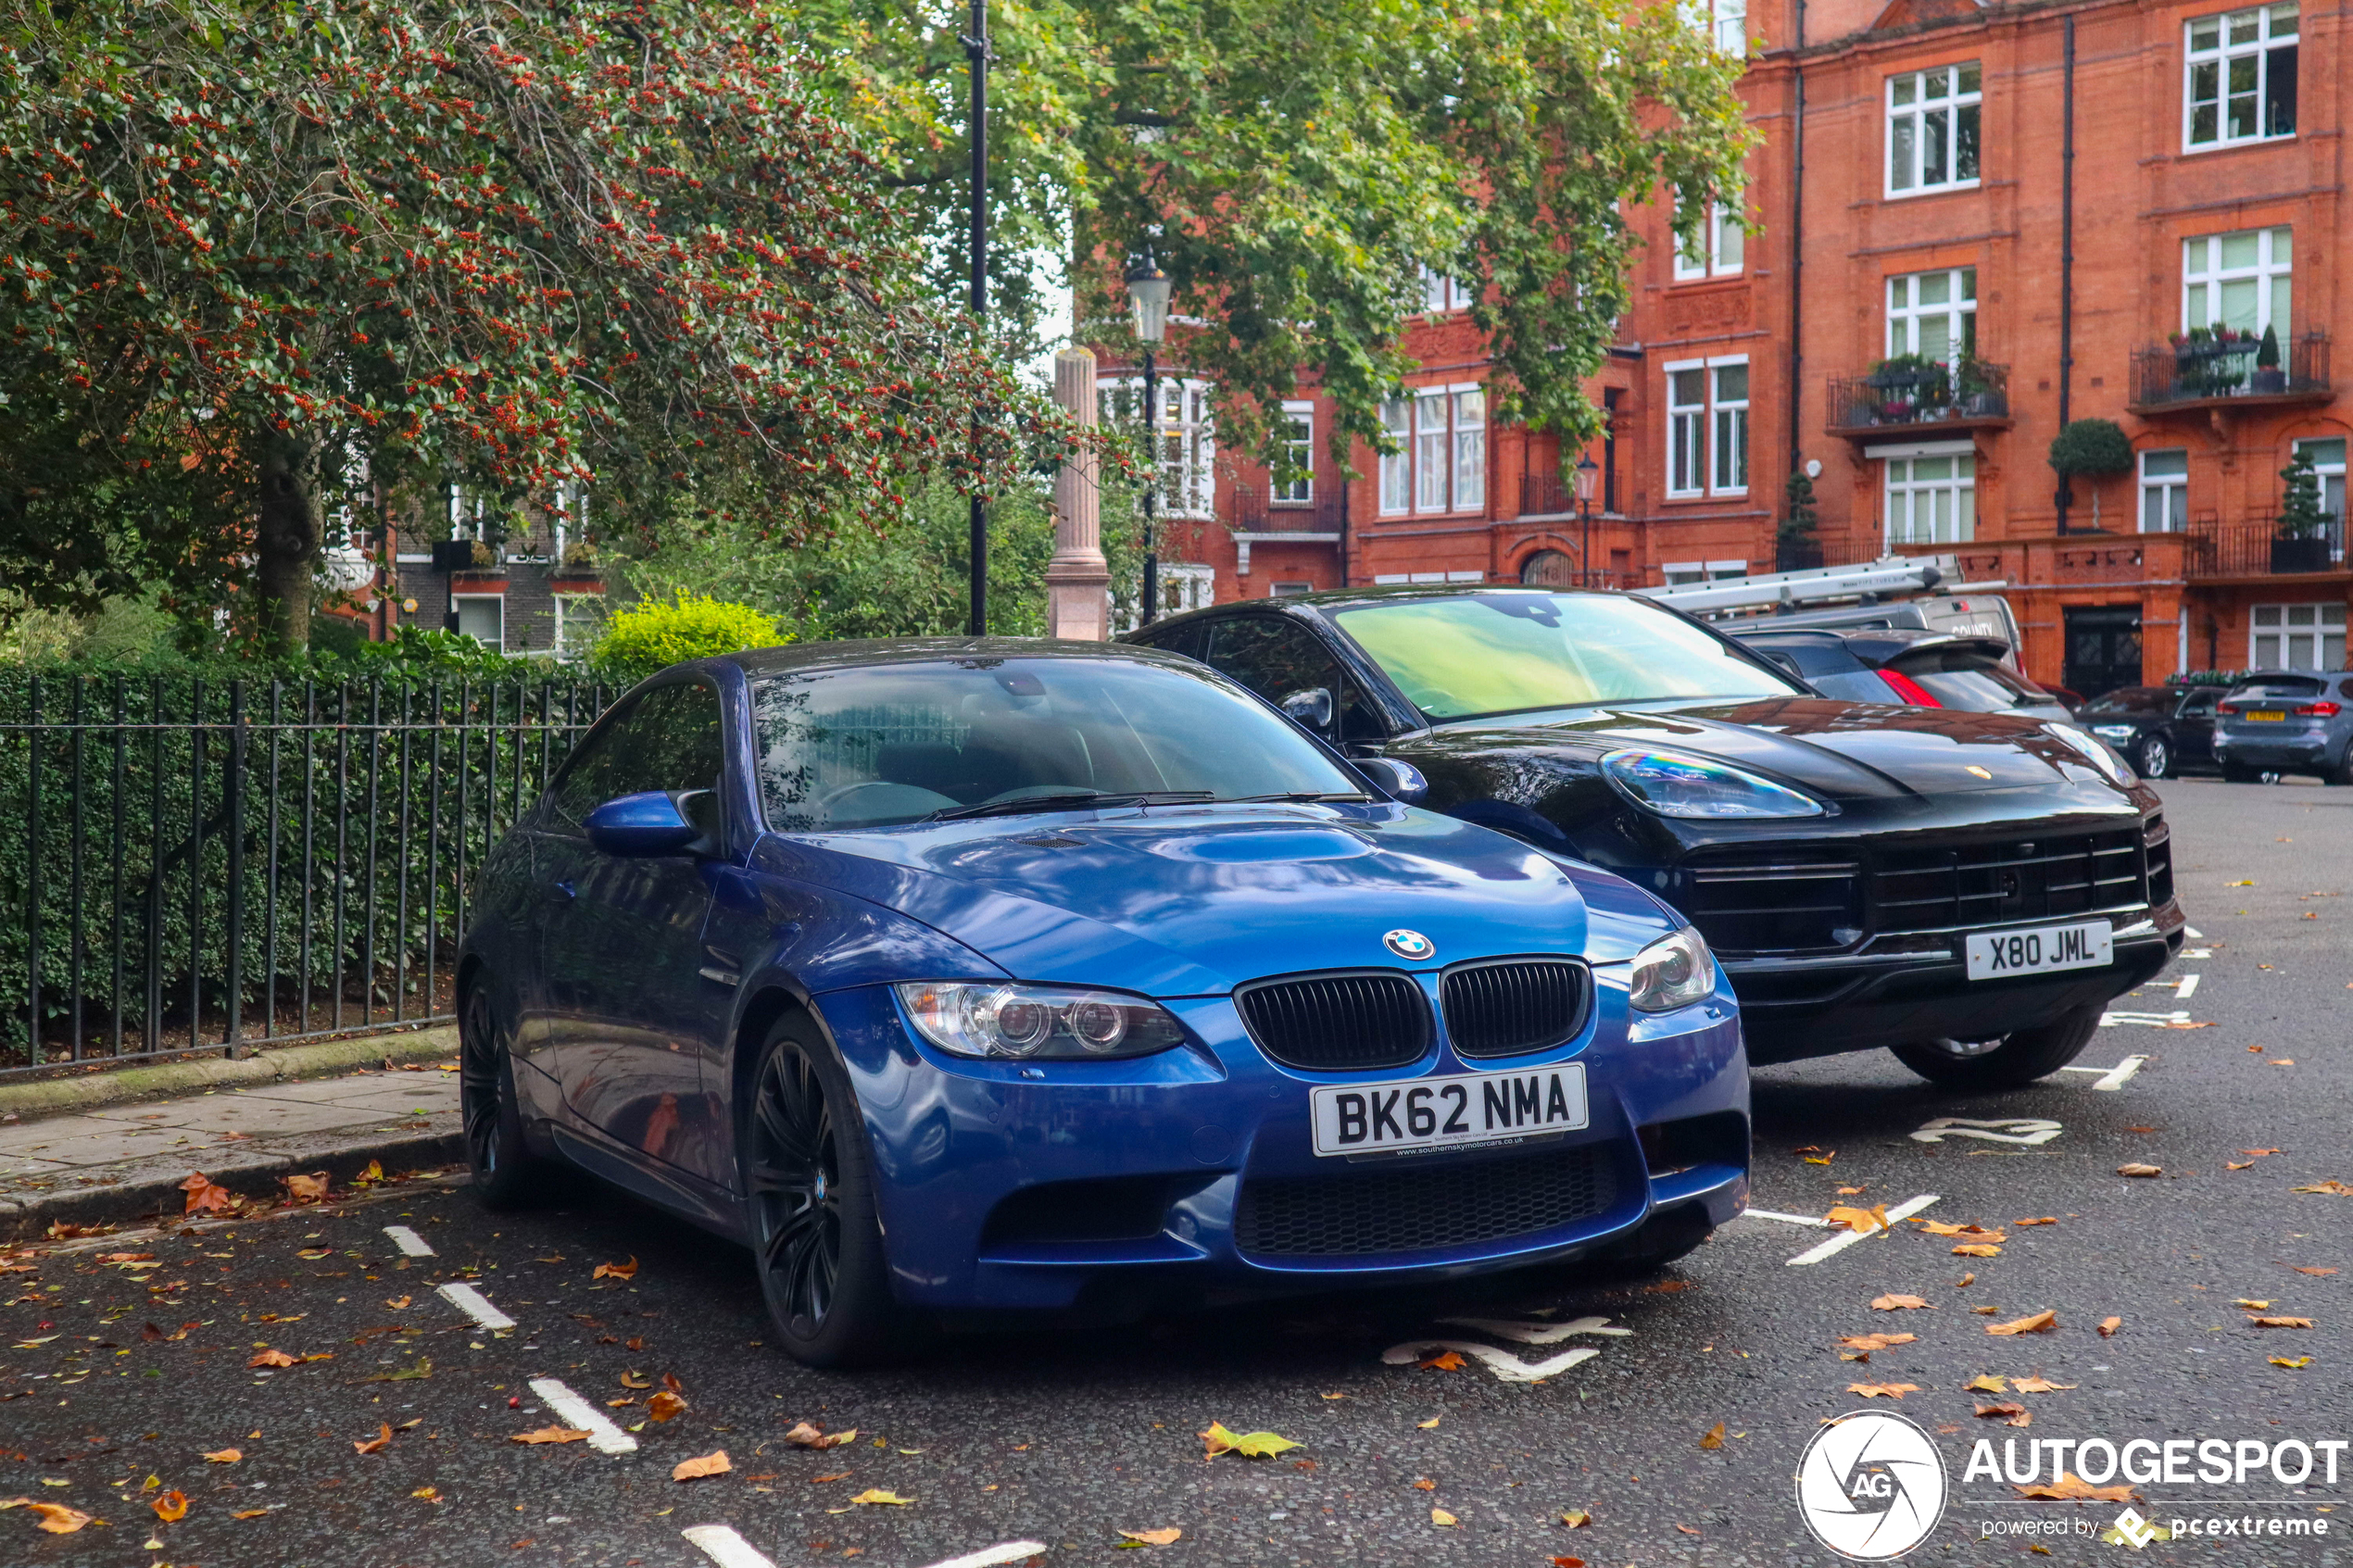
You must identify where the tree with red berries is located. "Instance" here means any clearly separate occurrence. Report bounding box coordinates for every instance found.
[0,0,1035,646]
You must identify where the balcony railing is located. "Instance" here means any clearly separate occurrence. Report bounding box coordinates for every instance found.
[2129,331,2330,411]
[2186,515,2347,578]
[1520,472,1579,519]
[1228,491,1343,533]
[1826,358,2010,437]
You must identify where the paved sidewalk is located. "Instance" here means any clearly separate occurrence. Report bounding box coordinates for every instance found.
[0,1047,462,1236]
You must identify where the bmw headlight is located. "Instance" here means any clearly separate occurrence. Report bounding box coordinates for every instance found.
[895,981,1187,1060]
[1603,748,1827,820]
[1629,927,1715,1013]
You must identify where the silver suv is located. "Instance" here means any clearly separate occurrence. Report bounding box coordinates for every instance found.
[2212,671,2353,784]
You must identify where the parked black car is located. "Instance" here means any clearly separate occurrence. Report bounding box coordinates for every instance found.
[1124,587,2184,1089]
[1727,626,2074,722]
[2078,684,2221,781]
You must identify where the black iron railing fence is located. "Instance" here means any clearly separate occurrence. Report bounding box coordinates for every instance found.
[1,672,616,1078]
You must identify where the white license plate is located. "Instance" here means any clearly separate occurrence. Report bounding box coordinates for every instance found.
[1965,921,2113,981]
[1310,1065,1588,1158]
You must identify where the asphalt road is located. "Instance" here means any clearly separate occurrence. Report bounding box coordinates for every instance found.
[4,777,2348,1568]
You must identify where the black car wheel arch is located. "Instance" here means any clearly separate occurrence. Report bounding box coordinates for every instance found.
[459,979,554,1209]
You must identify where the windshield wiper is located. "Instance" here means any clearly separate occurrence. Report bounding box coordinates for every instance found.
[1226,791,1371,803]
[924,789,1214,822]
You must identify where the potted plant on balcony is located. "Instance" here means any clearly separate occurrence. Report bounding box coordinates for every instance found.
[2272,451,2334,572]
[1776,468,1822,571]
[2251,326,2286,394]
[2048,419,2133,532]
[1954,358,2000,417]
[1867,353,1942,423]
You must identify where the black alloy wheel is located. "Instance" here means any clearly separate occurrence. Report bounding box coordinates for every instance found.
[1889,1001,2103,1091]
[2134,734,2172,781]
[743,1022,908,1367]
[459,981,552,1209]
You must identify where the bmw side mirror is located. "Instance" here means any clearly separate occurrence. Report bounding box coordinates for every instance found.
[1279,686,1335,732]
[1355,757,1430,805]
[584,790,700,856]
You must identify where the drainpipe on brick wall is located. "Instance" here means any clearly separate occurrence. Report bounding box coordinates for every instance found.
[2056,15,2077,535]
[1788,0,1806,491]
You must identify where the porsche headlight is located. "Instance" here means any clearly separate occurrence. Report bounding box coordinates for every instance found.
[895,982,1187,1060]
[2045,723,2134,785]
[1629,927,1716,1014]
[1603,748,1827,820]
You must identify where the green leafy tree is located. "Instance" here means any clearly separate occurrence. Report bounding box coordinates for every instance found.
[587,595,790,684]
[789,0,1753,468]
[0,0,1041,649]
[1778,467,1819,546]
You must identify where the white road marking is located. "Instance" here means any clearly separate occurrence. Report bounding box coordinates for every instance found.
[1436,1314,1632,1344]
[2090,1054,2149,1091]
[1785,1193,1941,1267]
[1909,1117,2062,1147]
[2185,926,2204,939]
[436,1281,517,1332]
[2171,972,2201,999]
[1738,1208,1832,1227]
[2100,1010,2196,1027]
[530,1376,639,1456]
[382,1224,434,1257]
[1380,1338,1602,1383]
[917,1544,1053,1568]
[2183,947,2213,960]
[682,1524,774,1568]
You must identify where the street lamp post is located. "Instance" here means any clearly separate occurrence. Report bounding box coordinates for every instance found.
[1573,454,1600,587]
[964,0,989,636]
[1125,257,1172,624]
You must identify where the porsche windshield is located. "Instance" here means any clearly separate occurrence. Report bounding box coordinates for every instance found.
[1332,593,1803,721]
[753,658,1361,831]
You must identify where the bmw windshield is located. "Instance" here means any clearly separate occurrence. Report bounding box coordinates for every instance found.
[753,657,1365,831]
[1331,592,1804,721]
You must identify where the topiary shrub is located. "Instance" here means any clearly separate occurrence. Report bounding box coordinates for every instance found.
[2047,418,2134,478]
[587,594,788,684]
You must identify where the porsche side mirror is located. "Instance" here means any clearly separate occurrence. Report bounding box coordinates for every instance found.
[584,790,700,856]
[1279,686,1335,732]
[1355,757,1429,805]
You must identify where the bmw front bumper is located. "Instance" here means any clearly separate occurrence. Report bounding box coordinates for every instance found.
[811,980,1750,1313]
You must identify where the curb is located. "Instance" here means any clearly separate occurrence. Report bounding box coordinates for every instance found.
[0,1025,461,1121]
[1,1119,466,1239]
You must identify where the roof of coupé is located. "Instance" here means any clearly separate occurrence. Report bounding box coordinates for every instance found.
[717,636,1206,681]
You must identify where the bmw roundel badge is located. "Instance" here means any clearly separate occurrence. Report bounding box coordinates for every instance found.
[1382,928,1436,961]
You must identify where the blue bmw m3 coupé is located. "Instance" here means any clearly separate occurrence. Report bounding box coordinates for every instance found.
[456,640,1750,1366]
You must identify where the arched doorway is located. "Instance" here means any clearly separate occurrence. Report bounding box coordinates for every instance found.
[1520,549,1579,586]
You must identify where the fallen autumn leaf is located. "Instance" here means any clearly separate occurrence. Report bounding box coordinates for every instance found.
[1987,1311,2058,1336]
[673,1451,731,1482]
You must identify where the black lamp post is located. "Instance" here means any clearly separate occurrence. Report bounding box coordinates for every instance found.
[1573,454,1600,586]
[963,0,989,635]
[1125,257,1172,624]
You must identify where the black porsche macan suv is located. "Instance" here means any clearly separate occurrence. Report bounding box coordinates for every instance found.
[1125,586,2183,1089]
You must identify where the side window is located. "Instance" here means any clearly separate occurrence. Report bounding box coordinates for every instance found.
[546,684,725,833]
[1133,621,1206,660]
[1201,617,1384,743]
[2179,689,2219,717]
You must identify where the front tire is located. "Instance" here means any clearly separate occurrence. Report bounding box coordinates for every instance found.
[742,1020,910,1368]
[1890,1002,2103,1091]
[2134,734,2172,780]
[459,981,555,1210]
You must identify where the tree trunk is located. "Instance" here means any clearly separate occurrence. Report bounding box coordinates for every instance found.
[255,432,325,651]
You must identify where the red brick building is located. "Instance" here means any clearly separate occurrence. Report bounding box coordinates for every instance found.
[1110,0,2351,691]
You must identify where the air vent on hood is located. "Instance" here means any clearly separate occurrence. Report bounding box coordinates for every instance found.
[1234,972,1430,1072]
[1441,960,1592,1058]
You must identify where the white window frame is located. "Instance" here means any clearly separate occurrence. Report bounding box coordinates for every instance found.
[1274,400,1314,505]
[1452,388,1486,512]
[1885,63,1982,199]
[1418,266,1469,314]
[1662,560,1707,586]
[1416,391,1450,513]
[2249,602,2346,670]
[1673,193,1745,281]
[2183,3,2298,153]
[1886,268,1978,361]
[1378,398,1411,515]
[2292,436,2345,536]
[1712,0,1747,53]
[1101,376,1217,521]
[1665,357,1748,497]
[2139,448,2190,533]
[1666,361,1706,498]
[2182,227,2291,337]
[451,593,506,650]
[1883,449,1977,546]
[1710,358,1749,495]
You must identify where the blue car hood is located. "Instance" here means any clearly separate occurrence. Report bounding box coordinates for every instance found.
[758,804,1667,997]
